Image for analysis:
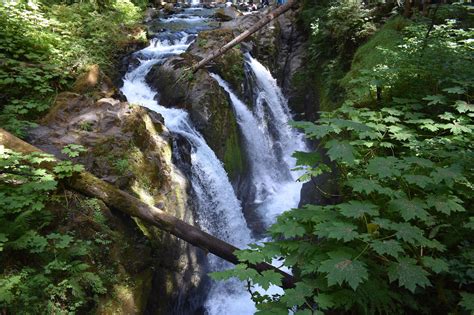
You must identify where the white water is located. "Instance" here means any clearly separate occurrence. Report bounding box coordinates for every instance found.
[121,13,306,315]
[121,29,260,314]
[122,32,251,248]
[211,55,307,228]
[205,58,307,314]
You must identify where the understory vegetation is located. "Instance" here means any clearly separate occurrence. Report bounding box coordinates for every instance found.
[214,1,474,314]
[1,0,148,312]
[0,0,147,137]
[0,146,117,313]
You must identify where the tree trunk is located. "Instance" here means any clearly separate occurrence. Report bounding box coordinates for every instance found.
[191,0,297,73]
[0,128,295,289]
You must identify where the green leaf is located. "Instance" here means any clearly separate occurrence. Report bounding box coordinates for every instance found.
[371,240,404,258]
[388,125,414,141]
[403,157,434,168]
[422,94,446,105]
[421,257,448,274]
[426,195,465,215]
[314,293,335,310]
[254,270,283,290]
[388,258,430,292]
[210,264,258,282]
[0,233,8,252]
[391,222,427,245]
[324,140,356,164]
[366,157,401,179]
[465,217,474,230]
[338,201,379,219]
[388,198,429,222]
[314,221,359,242]
[403,175,433,189]
[236,249,266,264]
[292,151,321,166]
[443,86,465,94]
[431,164,464,187]
[269,219,306,238]
[459,292,474,312]
[346,178,396,197]
[454,100,473,113]
[318,251,368,290]
[280,282,313,307]
[290,121,340,138]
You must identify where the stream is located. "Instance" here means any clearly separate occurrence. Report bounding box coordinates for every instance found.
[121,7,306,314]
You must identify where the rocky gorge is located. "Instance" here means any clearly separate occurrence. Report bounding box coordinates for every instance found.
[24,4,315,314]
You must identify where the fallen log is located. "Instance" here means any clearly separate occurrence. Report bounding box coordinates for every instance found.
[191,0,297,73]
[0,128,295,289]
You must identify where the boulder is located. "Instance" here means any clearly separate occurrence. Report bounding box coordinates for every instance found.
[145,56,246,180]
[72,64,116,98]
[29,92,207,314]
[214,7,241,21]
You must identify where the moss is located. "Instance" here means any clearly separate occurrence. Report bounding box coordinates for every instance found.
[215,47,245,95]
[97,268,153,315]
[341,16,409,91]
[223,126,245,179]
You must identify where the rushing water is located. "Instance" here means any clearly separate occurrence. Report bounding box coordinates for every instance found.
[121,10,306,315]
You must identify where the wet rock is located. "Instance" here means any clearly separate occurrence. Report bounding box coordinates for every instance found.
[146,56,246,179]
[72,64,116,98]
[162,3,184,15]
[214,7,241,21]
[29,90,206,314]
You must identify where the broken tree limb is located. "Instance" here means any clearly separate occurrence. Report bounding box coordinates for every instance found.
[0,128,295,289]
[191,0,297,73]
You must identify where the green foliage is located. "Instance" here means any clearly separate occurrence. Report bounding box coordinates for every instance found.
[0,148,113,313]
[213,10,474,314]
[0,0,146,137]
[114,158,130,174]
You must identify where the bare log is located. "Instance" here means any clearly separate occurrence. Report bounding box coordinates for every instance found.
[0,128,295,289]
[191,0,297,73]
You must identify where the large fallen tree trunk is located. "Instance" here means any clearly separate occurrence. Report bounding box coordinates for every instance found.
[191,0,297,73]
[0,128,295,289]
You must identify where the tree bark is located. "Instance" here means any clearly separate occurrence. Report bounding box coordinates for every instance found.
[191,0,298,73]
[0,128,295,289]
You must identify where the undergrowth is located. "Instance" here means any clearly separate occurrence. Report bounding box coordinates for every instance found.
[0,0,147,137]
[212,3,474,314]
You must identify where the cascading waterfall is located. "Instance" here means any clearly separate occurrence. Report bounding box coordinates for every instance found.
[121,27,259,314]
[121,11,307,315]
[212,55,307,229]
[206,58,307,314]
[121,33,251,247]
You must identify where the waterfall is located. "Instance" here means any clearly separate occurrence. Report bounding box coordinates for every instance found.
[121,27,263,314]
[205,57,307,314]
[121,12,306,314]
[121,32,252,248]
[212,55,307,230]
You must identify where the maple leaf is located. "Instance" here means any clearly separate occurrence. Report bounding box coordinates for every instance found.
[426,195,465,215]
[254,270,283,290]
[370,240,404,258]
[403,175,433,188]
[318,251,368,290]
[454,100,473,113]
[292,151,321,166]
[421,257,449,274]
[391,222,427,245]
[338,201,379,218]
[325,140,356,164]
[280,282,313,307]
[314,221,359,242]
[366,157,401,178]
[388,258,430,292]
[388,198,429,222]
[459,292,474,312]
